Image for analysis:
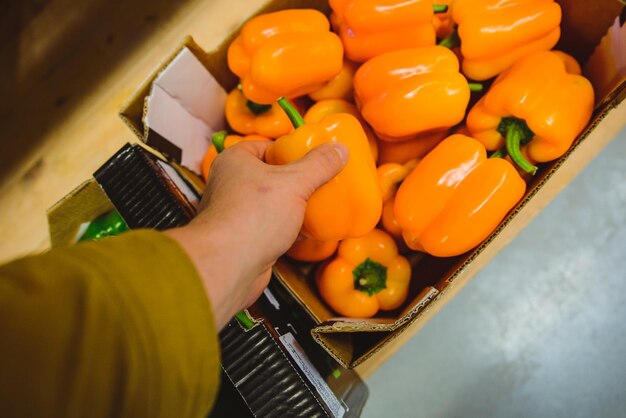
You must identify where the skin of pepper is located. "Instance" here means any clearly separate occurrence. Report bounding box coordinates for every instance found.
[329,0,436,62]
[450,0,562,81]
[265,113,382,241]
[225,89,294,138]
[309,60,358,102]
[466,50,594,163]
[432,0,454,39]
[286,238,339,262]
[316,229,411,318]
[304,99,379,163]
[354,46,470,141]
[227,9,344,104]
[201,134,271,181]
[377,160,420,239]
[395,134,526,257]
[376,130,446,164]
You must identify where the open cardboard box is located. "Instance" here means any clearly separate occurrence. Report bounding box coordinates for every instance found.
[52,0,625,369]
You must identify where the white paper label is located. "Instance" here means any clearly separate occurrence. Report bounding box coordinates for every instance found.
[263,288,280,310]
[279,333,345,418]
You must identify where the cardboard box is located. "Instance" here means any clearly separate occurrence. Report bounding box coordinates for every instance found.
[53,0,626,369]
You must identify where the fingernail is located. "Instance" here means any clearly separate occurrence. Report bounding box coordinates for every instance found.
[332,143,349,164]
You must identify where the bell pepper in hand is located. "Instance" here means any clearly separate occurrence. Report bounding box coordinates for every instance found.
[227,9,344,104]
[265,98,382,241]
[466,51,594,174]
[395,134,526,257]
[286,238,339,262]
[201,131,271,181]
[354,46,472,141]
[329,0,436,62]
[377,159,419,239]
[447,0,561,81]
[304,99,378,163]
[225,88,295,139]
[309,60,358,102]
[317,229,411,318]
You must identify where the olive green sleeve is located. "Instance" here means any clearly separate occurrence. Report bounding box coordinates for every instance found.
[0,230,220,418]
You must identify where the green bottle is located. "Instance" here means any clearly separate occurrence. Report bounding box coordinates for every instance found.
[78,210,129,242]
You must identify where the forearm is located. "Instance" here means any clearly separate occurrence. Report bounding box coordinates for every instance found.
[0,230,219,418]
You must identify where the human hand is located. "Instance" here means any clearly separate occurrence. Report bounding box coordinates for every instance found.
[166,140,348,329]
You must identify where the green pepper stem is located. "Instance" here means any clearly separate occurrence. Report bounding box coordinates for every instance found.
[246,100,272,115]
[353,258,387,296]
[438,29,460,49]
[489,148,507,159]
[468,82,483,92]
[277,97,305,129]
[433,4,448,13]
[212,130,227,153]
[505,121,537,175]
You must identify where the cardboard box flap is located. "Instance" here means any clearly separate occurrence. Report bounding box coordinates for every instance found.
[120,37,226,174]
[143,46,227,173]
[555,0,624,64]
[584,17,626,107]
[312,322,417,369]
[312,287,439,333]
[120,37,212,136]
[47,179,115,248]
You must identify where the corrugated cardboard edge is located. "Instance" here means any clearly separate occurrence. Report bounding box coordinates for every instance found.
[47,179,114,248]
[313,83,626,368]
[118,36,210,141]
[313,287,439,334]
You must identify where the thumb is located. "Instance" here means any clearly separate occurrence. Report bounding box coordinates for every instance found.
[284,142,349,197]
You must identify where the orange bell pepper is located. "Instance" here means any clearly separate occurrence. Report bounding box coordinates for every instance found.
[227,9,344,104]
[304,99,378,163]
[225,88,294,138]
[377,130,445,164]
[286,238,339,262]
[445,0,561,81]
[377,159,420,239]
[329,0,436,63]
[265,98,382,241]
[201,131,271,181]
[432,0,454,39]
[354,46,475,141]
[316,228,411,318]
[309,60,358,102]
[552,50,582,75]
[466,51,594,174]
[395,134,526,257]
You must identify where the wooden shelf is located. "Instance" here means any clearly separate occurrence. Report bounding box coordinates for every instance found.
[0,0,266,263]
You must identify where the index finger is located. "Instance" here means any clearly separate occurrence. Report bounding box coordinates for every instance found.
[230,140,272,160]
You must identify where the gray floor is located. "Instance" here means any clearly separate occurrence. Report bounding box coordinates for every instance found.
[363,128,626,418]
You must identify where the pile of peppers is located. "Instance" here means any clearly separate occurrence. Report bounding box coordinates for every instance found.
[201,0,595,319]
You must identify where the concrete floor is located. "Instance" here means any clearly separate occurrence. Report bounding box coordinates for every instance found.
[363,128,626,418]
